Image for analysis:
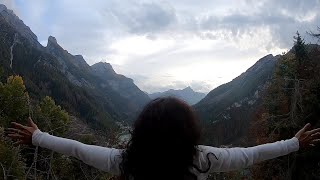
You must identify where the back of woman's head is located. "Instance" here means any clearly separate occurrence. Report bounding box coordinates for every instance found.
[120,97,201,180]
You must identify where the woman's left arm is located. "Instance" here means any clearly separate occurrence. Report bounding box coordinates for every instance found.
[5,118,122,175]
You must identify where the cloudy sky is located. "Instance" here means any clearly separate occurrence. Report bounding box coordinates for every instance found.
[1,0,319,93]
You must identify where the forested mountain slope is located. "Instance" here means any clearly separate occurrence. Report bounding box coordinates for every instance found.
[194,54,278,145]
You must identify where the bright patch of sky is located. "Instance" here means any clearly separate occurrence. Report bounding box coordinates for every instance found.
[1,0,319,93]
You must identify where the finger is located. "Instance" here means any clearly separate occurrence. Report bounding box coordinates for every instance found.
[311,132,320,138]
[311,132,320,136]
[308,128,320,135]
[302,135,312,143]
[11,122,29,130]
[5,128,20,133]
[312,139,320,144]
[296,123,311,137]
[5,128,30,136]
[13,140,23,146]
[28,117,38,129]
[7,133,24,139]
[302,123,312,132]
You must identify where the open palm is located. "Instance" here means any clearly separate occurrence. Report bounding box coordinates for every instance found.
[295,123,320,149]
[5,117,38,145]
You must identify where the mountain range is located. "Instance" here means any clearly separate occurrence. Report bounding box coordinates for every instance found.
[0,3,281,145]
[148,86,206,105]
[0,4,149,131]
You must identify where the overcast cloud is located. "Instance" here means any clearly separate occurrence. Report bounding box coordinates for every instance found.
[1,0,319,93]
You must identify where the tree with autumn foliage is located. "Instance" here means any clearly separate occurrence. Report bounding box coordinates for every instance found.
[0,74,117,179]
[249,32,320,179]
[0,76,30,127]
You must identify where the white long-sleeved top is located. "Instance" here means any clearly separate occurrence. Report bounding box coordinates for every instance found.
[32,129,299,179]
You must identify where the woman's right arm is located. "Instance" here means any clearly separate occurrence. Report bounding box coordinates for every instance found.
[6,118,122,175]
[196,123,320,173]
[198,137,299,172]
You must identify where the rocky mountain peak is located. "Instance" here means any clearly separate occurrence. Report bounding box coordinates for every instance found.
[74,54,84,60]
[47,35,63,50]
[74,55,90,69]
[91,62,116,75]
[246,54,276,73]
[183,86,193,92]
[0,4,7,11]
[48,35,58,44]
[0,4,40,48]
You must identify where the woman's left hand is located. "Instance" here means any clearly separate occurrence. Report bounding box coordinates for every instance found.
[295,123,320,149]
[5,117,38,145]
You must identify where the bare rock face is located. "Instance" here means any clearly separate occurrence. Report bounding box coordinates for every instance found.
[48,35,57,44]
[47,36,63,52]
[91,62,117,77]
[0,4,41,49]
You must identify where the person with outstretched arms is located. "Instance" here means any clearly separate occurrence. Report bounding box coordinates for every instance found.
[6,97,320,180]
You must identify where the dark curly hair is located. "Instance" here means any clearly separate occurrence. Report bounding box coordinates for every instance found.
[120,97,201,180]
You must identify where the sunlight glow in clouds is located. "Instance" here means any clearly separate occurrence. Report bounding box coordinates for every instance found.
[107,28,286,92]
[1,0,319,93]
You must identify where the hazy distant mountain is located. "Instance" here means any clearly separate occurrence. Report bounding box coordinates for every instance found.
[0,4,149,129]
[149,86,206,105]
[194,54,278,145]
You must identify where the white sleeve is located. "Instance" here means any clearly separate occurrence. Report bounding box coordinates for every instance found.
[196,137,299,173]
[32,129,122,175]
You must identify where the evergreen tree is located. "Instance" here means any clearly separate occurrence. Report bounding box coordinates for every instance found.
[293,31,307,64]
[0,76,29,127]
[34,96,69,136]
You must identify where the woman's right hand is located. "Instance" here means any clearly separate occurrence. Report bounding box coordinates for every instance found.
[295,123,320,149]
[5,117,38,145]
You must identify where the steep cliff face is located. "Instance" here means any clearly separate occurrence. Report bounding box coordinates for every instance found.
[45,35,95,88]
[91,62,150,108]
[0,4,41,49]
[194,54,278,145]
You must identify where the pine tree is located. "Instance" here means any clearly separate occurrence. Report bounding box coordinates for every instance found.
[293,31,307,64]
[34,96,69,136]
[0,76,29,127]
